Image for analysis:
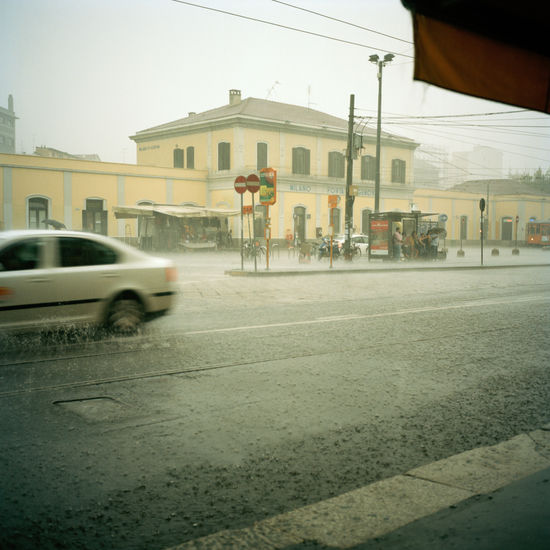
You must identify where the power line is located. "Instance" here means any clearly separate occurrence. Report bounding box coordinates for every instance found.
[389,123,550,164]
[356,108,530,119]
[271,0,413,45]
[170,0,413,58]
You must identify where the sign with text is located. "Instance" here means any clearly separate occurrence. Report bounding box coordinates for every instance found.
[242,205,253,214]
[328,195,339,208]
[260,167,277,205]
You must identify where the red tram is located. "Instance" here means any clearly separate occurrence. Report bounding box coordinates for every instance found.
[526,219,550,246]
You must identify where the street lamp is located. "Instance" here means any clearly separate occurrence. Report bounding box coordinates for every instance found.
[369,53,394,212]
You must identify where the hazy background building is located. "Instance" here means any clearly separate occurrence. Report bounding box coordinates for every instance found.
[448,145,504,186]
[0,95,16,154]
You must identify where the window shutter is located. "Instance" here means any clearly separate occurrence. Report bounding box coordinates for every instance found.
[187,147,194,169]
[173,148,184,168]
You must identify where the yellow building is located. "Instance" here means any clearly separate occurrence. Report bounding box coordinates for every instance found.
[130,89,419,242]
[0,153,207,241]
[2,89,548,247]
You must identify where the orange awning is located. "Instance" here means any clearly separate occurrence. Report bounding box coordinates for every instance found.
[403,2,550,113]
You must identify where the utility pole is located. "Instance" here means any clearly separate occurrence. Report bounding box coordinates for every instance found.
[370,53,394,212]
[344,94,355,260]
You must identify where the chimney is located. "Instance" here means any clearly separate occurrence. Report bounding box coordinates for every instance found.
[229,89,241,106]
[188,112,196,117]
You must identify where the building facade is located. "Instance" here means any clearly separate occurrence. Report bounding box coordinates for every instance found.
[0,95,16,154]
[130,89,419,241]
[1,90,548,245]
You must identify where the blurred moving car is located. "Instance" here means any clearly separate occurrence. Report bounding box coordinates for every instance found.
[0,230,177,333]
[334,234,369,255]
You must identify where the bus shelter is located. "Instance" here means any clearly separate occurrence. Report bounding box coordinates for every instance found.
[368,211,441,261]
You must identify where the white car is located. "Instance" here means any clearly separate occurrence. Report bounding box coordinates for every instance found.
[0,230,177,333]
[334,234,369,255]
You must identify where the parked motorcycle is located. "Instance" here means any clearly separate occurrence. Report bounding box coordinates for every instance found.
[317,237,340,260]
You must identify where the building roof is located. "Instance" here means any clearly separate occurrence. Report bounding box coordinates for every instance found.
[450,179,550,196]
[131,94,417,147]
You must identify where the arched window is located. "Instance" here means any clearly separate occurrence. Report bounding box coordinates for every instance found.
[254,204,267,238]
[361,208,372,234]
[331,207,341,234]
[501,217,513,240]
[460,215,468,240]
[294,206,306,242]
[173,148,184,168]
[28,197,48,229]
[82,199,107,235]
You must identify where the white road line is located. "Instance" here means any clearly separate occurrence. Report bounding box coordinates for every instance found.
[184,294,550,336]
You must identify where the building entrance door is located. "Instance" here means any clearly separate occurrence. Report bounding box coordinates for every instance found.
[294,206,306,243]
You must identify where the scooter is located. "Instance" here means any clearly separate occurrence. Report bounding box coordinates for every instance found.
[318,238,340,260]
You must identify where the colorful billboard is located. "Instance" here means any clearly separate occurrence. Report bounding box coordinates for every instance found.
[260,168,277,205]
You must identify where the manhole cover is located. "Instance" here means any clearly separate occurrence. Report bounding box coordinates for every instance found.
[54,396,127,422]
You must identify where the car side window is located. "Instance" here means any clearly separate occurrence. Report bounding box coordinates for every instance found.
[0,238,43,271]
[58,237,118,267]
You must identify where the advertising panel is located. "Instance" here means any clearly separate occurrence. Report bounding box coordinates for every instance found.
[260,168,277,205]
[370,219,389,255]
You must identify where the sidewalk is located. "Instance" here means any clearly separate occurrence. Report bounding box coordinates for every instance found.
[160,246,550,277]
[166,425,550,549]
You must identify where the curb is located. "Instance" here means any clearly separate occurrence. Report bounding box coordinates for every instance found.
[166,425,550,549]
[225,263,550,277]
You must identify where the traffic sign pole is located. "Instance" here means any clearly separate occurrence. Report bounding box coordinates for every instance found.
[240,193,244,270]
[234,176,247,271]
[246,174,260,273]
[266,205,270,271]
[480,198,486,266]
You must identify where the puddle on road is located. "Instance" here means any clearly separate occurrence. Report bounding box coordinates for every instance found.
[54,396,129,422]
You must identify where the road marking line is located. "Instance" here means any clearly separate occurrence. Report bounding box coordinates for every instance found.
[184,295,550,336]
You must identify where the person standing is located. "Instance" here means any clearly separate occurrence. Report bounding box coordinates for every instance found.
[430,231,439,260]
[393,226,403,261]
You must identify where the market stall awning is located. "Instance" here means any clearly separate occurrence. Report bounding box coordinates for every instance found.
[401,1,550,113]
[113,204,240,219]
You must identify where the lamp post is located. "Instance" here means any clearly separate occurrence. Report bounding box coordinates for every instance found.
[369,53,394,213]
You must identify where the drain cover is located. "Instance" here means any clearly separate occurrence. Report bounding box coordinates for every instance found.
[54,396,127,422]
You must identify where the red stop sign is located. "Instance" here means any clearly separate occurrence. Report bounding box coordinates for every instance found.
[234,175,247,194]
[246,174,260,193]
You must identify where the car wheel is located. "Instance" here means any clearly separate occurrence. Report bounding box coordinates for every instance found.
[107,297,144,333]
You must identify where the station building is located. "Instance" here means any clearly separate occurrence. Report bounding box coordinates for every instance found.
[1,90,548,246]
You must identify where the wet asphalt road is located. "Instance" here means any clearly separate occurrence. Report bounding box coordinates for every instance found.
[1,259,549,549]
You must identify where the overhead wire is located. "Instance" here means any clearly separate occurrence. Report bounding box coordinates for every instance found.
[169,1,547,170]
[169,0,414,58]
[271,0,413,45]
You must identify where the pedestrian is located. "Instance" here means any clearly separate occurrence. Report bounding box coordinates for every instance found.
[393,225,403,260]
[430,231,439,260]
[402,232,413,260]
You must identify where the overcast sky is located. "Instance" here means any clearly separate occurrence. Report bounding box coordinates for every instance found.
[2,0,549,175]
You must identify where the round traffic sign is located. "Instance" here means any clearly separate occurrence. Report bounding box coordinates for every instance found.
[246,174,260,193]
[438,213,448,222]
[234,175,247,194]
